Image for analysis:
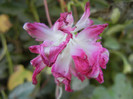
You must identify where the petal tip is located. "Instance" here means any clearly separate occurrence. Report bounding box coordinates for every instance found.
[23,22,29,30]
[103,23,108,27]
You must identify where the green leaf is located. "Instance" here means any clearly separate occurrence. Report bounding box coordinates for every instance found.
[90,0,109,8]
[0,3,25,15]
[112,74,133,99]
[9,82,35,99]
[104,37,120,50]
[106,24,125,35]
[92,87,112,99]
[91,74,133,99]
[111,8,121,24]
[0,59,8,79]
[129,54,133,64]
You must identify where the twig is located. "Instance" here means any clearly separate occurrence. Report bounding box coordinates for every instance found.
[44,0,52,27]
[55,85,63,99]
[0,34,13,74]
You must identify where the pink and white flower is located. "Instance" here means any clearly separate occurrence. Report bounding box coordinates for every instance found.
[23,2,109,92]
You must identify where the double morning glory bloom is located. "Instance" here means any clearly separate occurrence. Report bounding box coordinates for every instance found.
[23,2,109,92]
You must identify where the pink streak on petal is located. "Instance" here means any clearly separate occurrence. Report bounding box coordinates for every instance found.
[29,45,40,54]
[58,12,74,27]
[87,62,100,78]
[52,45,73,92]
[53,73,73,92]
[72,48,91,75]
[40,35,71,67]
[100,48,109,69]
[74,2,93,32]
[53,12,74,33]
[77,24,108,41]
[23,22,51,41]
[71,44,102,79]
[30,55,46,84]
[70,63,85,82]
[95,68,104,83]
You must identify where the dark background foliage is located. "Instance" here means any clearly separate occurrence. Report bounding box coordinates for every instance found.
[0,0,133,99]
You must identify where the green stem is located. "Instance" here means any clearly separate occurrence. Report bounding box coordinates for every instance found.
[30,0,40,22]
[1,90,7,99]
[110,50,131,73]
[0,34,13,74]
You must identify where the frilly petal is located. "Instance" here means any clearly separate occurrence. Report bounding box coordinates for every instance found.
[95,68,104,83]
[40,41,68,66]
[29,45,40,54]
[53,12,74,33]
[52,45,73,92]
[23,22,65,41]
[31,55,46,84]
[77,24,108,41]
[71,48,91,75]
[99,48,109,69]
[23,22,51,41]
[74,2,93,32]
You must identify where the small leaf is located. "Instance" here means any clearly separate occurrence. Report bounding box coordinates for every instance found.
[44,67,52,75]
[111,8,121,24]
[106,24,125,35]
[104,37,120,50]
[9,82,35,99]
[8,65,32,90]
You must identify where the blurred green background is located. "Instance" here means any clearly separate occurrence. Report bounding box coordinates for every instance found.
[0,0,133,99]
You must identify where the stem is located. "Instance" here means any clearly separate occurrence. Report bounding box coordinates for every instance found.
[59,0,65,12]
[30,0,40,22]
[73,6,78,23]
[67,1,74,12]
[0,34,13,74]
[55,85,63,99]
[1,90,7,99]
[0,47,6,61]
[44,0,52,27]
[110,50,131,73]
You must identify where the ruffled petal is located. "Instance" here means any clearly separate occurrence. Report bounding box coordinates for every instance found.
[40,41,68,66]
[52,45,73,92]
[95,68,104,83]
[77,24,108,41]
[53,73,72,92]
[71,41,104,78]
[86,61,100,78]
[29,45,40,54]
[31,55,46,84]
[53,12,74,33]
[71,45,100,78]
[74,2,93,32]
[99,48,109,69]
[23,22,65,41]
[70,62,85,82]
[23,22,51,41]
[38,34,71,67]
[71,48,91,75]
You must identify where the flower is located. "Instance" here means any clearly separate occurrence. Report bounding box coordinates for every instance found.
[23,2,109,92]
